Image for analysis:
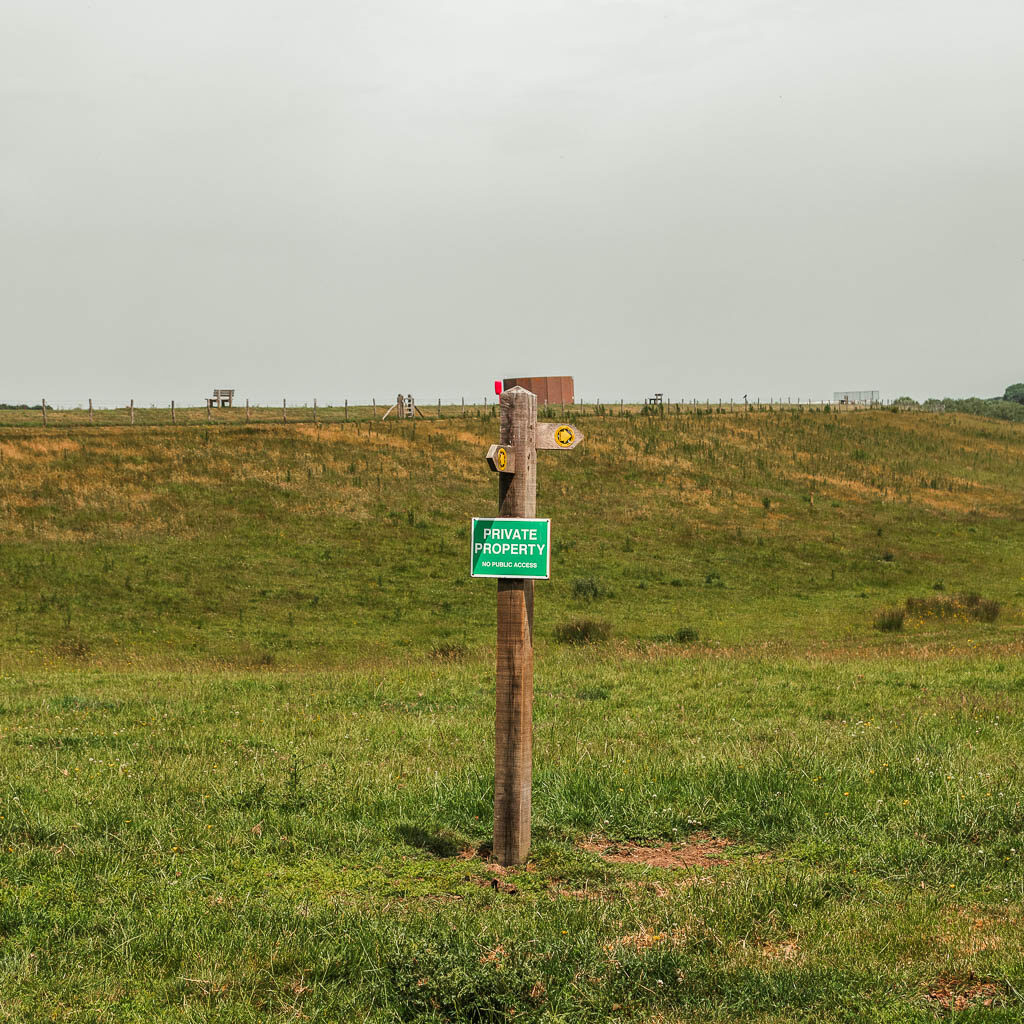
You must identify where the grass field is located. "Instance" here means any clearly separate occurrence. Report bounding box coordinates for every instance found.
[1,408,1023,1022]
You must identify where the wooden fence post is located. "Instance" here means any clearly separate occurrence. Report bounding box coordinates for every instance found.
[130,400,135,426]
[372,398,376,418]
[483,390,585,864]
[207,400,211,422]
[282,399,287,422]
[42,399,47,426]
[494,386,537,866]
[345,399,349,420]
[246,398,250,423]
[171,400,176,424]
[89,399,93,423]
[313,398,318,423]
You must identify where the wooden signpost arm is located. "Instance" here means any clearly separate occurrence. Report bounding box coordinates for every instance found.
[494,386,537,866]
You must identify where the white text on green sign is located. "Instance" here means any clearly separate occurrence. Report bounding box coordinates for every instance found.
[470,518,551,579]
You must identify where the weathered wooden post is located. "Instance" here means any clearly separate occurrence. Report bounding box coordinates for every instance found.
[130,399,135,426]
[41,399,47,426]
[476,386,583,865]
[88,399,93,423]
[313,398,318,423]
[171,400,176,424]
[282,399,287,423]
[345,399,349,420]
[207,400,212,422]
[493,387,537,866]
[246,398,250,423]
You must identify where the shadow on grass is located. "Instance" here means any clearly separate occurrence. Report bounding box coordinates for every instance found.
[395,824,462,858]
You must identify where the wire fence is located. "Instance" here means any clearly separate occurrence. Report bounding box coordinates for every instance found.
[0,394,899,429]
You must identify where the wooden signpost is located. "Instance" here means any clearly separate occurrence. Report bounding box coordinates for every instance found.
[480,385,583,865]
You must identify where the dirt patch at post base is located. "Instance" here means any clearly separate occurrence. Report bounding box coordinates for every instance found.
[582,832,732,869]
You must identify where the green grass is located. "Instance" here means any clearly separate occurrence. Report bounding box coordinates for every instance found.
[1,408,1023,1021]
[4,655,1024,1021]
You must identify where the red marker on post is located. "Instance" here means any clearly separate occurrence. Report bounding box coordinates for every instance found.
[494,380,503,396]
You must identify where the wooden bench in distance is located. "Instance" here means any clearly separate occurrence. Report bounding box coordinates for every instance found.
[207,389,235,408]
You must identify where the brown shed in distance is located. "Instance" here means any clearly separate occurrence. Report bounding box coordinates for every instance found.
[502,376,574,405]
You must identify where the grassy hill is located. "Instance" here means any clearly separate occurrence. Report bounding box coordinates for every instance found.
[1,407,1022,666]
[1,408,1023,1022]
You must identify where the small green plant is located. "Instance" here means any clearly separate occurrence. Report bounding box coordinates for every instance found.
[571,577,602,602]
[965,595,1001,623]
[554,618,611,645]
[874,606,905,632]
[430,641,467,662]
[673,626,699,643]
[905,593,1000,623]
[54,635,90,659]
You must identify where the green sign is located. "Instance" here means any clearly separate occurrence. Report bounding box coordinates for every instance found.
[471,518,551,579]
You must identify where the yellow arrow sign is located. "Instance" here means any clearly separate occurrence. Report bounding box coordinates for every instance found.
[485,444,517,473]
[535,422,583,450]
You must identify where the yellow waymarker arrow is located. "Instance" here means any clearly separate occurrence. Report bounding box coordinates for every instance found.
[535,422,583,450]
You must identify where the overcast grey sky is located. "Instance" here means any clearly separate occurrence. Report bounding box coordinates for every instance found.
[3,1,1022,406]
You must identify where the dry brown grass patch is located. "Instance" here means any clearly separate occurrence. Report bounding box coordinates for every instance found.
[604,927,675,953]
[938,906,1020,956]
[759,939,801,963]
[547,882,607,902]
[478,944,506,966]
[582,832,732,869]
[926,974,1005,1011]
